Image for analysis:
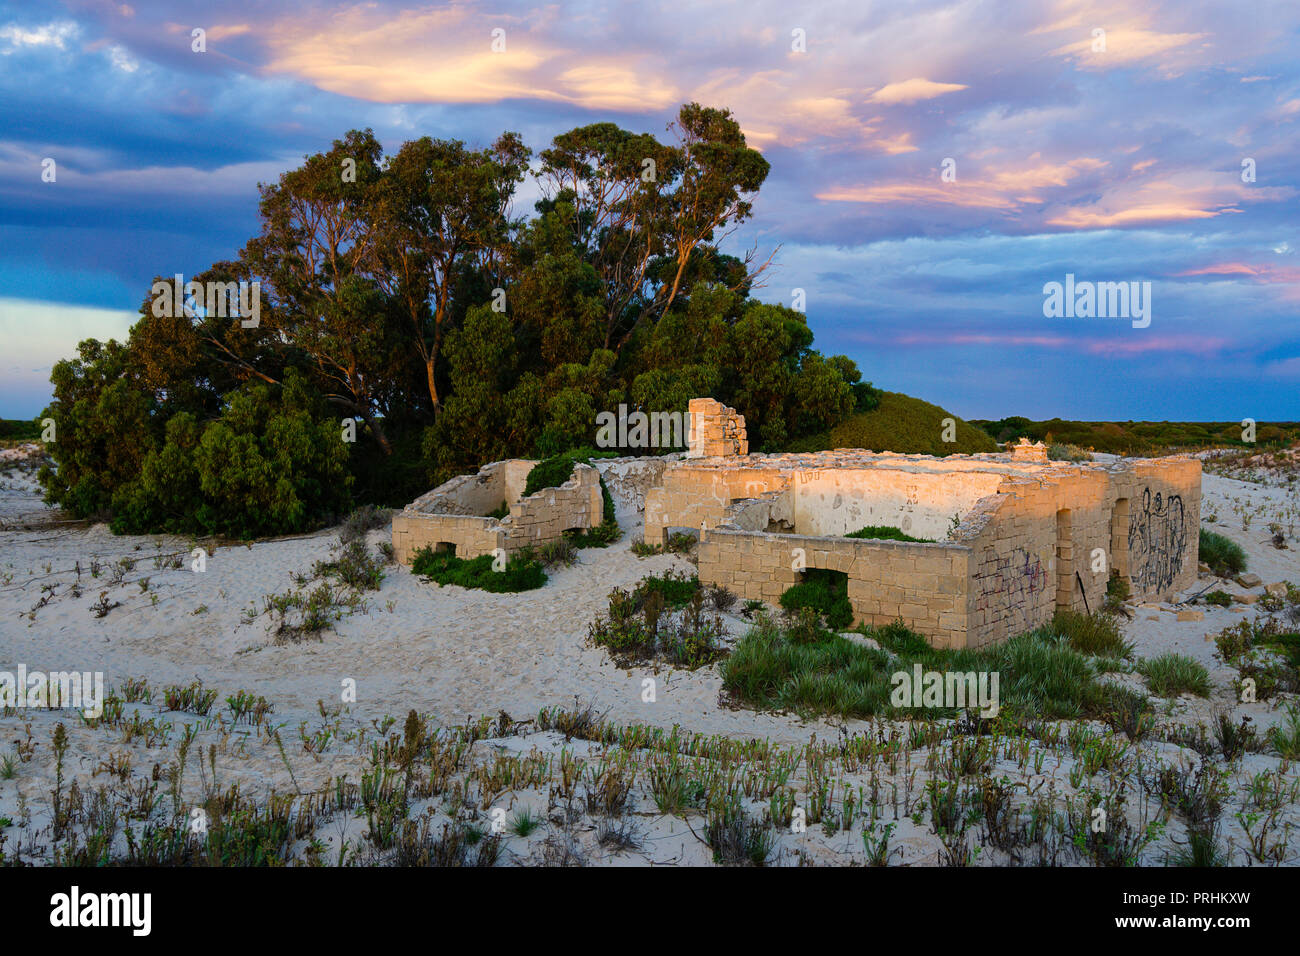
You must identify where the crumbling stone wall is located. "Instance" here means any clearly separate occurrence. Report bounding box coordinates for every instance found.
[393,459,603,565]
[644,461,790,544]
[687,397,747,458]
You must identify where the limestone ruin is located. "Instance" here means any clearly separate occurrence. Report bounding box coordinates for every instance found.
[649,399,1200,649]
[398,396,1200,650]
[392,458,603,565]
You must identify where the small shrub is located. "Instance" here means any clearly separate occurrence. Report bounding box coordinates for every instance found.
[1048,443,1092,462]
[565,520,621,548]
[665,532,697,554]
[1213,712,1257,760]
[633,569,700,608]
[706,583,738,613]
[1204,590,1232,607]
[314,540,385,592]
[1103,571,1131,612]
[162,681,219,716]
[630,537,663,557]
[1267,704,1300,759]
[1199,529,1246,577]
[538,538,578,569]
[588,584,725,669]
[779,569,853,630]
[510,809,542,837]
[1097,684,1154,740]
[340,505,390,545]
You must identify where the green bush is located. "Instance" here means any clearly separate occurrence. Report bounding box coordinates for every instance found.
[1204,590,1232,607]
[313,540,386,592]
[1047,443,1091,462]
[633,570,700,608]
[721,617,894,718]
[523,448,620,546]
[588,584,724,669]
[1199,529,1246,577]
[779,569,853,630]
[845,525,933,543]
[723,614,1135,720]
[1103,571,1131,612]
[109,371,352,539]
[410,546,546,592]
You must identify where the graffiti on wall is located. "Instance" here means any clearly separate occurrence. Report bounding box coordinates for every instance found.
[974,546,1046,623]
[1128,487,1187,593]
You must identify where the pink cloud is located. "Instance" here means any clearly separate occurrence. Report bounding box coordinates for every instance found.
[851,330,1230,357]
[867,78,967,105]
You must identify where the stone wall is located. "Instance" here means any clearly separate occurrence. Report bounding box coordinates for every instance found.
[697,528,973,648]
[791,467,1004,540]
[393,460,603,565]
[952,456,1201,647]
[644,461,790,544]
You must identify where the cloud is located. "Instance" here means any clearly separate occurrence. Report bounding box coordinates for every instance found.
[867,78,967,104]
[0,20,79,53]
[818,156,1107,213]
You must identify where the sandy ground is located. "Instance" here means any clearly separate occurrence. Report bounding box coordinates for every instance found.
[1,445,1297,866]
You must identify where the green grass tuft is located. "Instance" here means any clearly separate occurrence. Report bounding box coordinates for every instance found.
[1137,653,1211,698]
[1199,529,1246,577]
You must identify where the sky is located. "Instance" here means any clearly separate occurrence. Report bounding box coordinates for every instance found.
[0,0,1297,422]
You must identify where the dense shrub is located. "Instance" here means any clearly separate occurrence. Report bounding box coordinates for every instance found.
[788,391,997,456]
[104,371,352,539]
[523,448,621,546]
[410,546,546,592]
[633,569,700,608]
[1051,609,1133,660]
[1204,590,1232,607]
[1048,442,1092,462]
[723,612,1142,720]
[1199,529,1247,577]
[1103,571,1132,612]
[588,584,725,669]
[779,569,853,630]
[1136,654,1211,698]
[845,525,933,543]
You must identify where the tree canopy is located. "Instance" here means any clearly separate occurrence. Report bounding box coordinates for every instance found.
[39,104,874,537]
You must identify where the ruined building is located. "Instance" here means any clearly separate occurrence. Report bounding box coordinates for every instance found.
[391,458,604,565]
[396,397,1200,650]
[648,399,1200,649]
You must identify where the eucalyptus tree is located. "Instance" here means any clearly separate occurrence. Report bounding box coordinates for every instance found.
[367,132,529,414]
[240,129,397,452]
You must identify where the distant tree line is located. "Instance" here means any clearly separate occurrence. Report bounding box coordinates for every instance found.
[38,104,873,537]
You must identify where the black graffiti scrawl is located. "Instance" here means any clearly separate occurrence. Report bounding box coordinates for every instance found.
[1128,487,1187,593]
